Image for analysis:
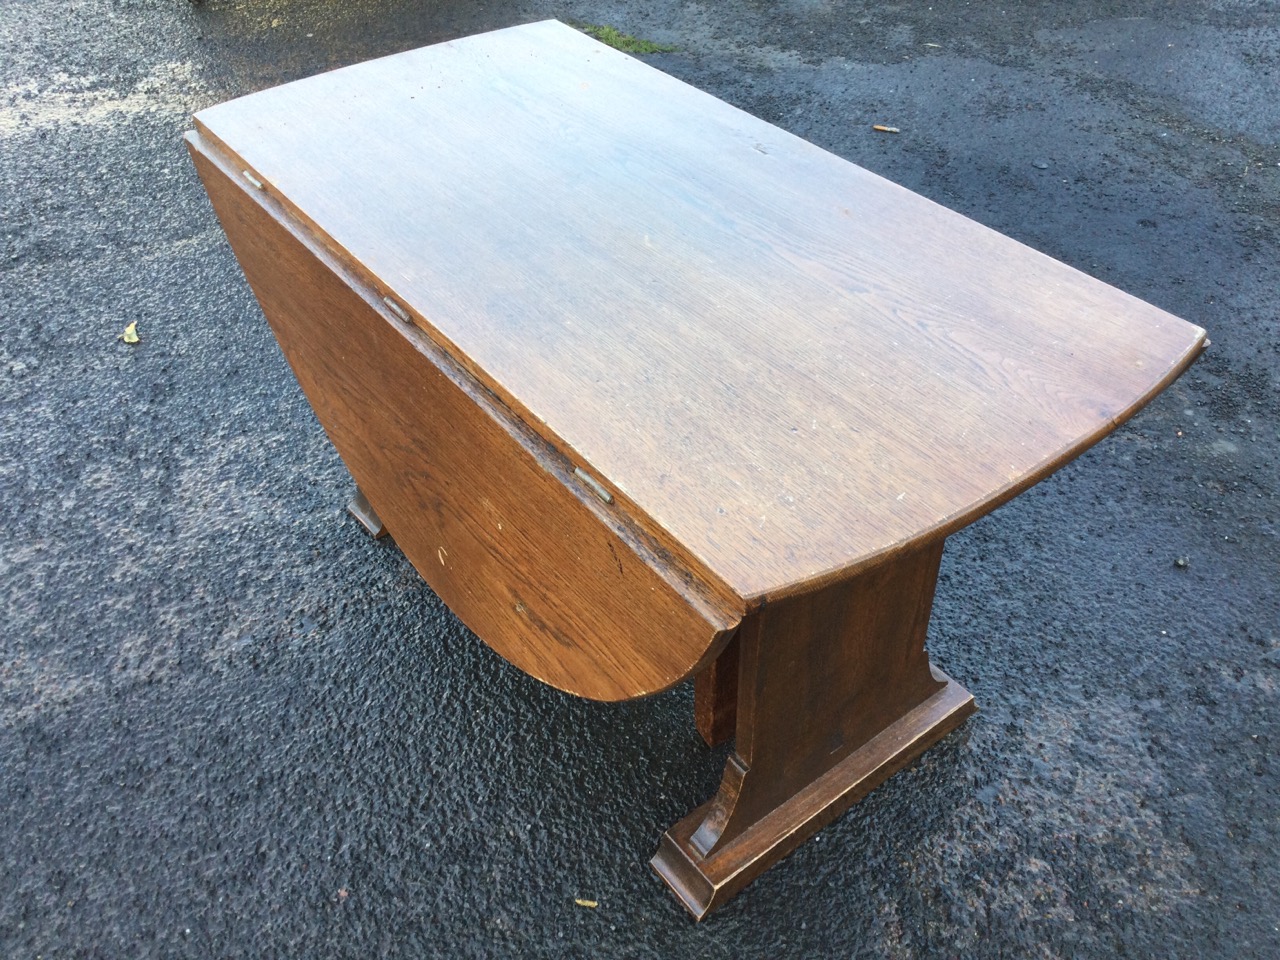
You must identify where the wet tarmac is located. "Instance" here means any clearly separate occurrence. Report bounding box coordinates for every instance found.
[2,1,1277,956]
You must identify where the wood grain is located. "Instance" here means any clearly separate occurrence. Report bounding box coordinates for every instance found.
[653,541,975,918]
[187,133,740,701]
[193,19,1207,606]
[187,22,1208,917]
[694,631,739,747]
[692,541,946,856]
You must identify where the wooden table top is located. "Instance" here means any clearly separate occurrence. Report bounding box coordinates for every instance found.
[195,20,1206,607]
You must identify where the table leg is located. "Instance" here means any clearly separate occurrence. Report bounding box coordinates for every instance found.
[346,485,388,539]
[652,540,975,918]
[694,631,739,747]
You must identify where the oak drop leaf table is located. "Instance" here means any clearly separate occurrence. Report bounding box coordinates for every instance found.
[187,20,1206,918]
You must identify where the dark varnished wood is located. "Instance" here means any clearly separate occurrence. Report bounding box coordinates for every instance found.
[655,667,975,918]
[187,20,1207,919]
[694,631,739,747]
[652,543,974,917]
[188,135,739,701]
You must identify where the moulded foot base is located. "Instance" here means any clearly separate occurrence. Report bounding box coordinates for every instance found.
[651,670,975,919]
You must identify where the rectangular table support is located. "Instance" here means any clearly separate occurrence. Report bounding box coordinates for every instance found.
[694,631,739,747]
[654,541,976,918]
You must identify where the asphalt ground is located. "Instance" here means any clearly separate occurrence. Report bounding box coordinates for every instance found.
[1,1,1277,956]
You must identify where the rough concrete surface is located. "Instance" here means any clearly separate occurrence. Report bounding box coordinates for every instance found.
[1,0,1277,956]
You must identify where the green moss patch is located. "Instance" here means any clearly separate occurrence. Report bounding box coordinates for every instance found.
[578,24,677,55]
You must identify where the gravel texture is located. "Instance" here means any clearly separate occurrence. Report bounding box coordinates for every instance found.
[1,1,1277,956]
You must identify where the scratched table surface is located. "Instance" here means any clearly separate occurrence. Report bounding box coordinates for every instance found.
[193,20,1205,605]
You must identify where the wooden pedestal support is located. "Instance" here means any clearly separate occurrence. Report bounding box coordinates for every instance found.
[654,541,976,918]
